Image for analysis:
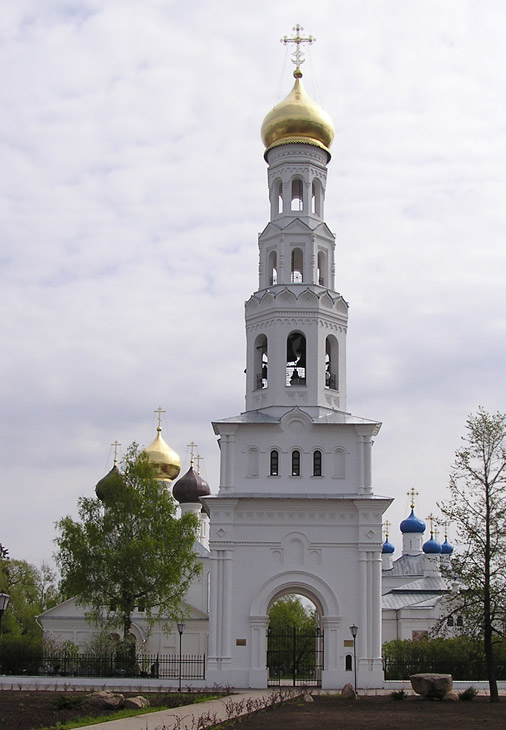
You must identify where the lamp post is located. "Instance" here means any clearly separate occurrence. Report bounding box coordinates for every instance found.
[0,593,10,671]
[349,624,358,694]
[177,620,185,692]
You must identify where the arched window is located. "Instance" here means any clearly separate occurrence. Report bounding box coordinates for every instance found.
[268,251,277,286]
[334,448,345,478]
[317,251,327,286]
[277,180,284,214]
[345,654,353,671]
[313,450,322,477]
[447,616,454,627]
[291,248,303,283]
[456,615,464,627]
[248,447,259,477]
[325,336,338,390]
[270,449,279,476]
[254,334,268,389]
[291,178,303,211]
[286,331,306,386]
[291,450,301,476]
[311,179,322,216]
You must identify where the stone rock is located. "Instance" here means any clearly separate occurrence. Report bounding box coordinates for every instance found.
[88,691,125,709]
[443,691,458,701]
[303,693,314,703]
[410,673,453,699]
[124,696,150,709]
[341,682,356,700]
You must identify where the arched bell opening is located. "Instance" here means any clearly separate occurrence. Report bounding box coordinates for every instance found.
[286,331,306,386]
[254,334,268,390]
[268,250,278,286]
[290,177,304,212]
[271,178,284,218]
[317,250,327,287]
[311,179,322,217]
[325,335,338,390]
[291,248,304,283]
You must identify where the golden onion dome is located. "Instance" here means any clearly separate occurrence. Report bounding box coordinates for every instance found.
[261,69,335,155]
[144,427,181,482]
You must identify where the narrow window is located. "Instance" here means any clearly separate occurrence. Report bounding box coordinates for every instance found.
[255,334,268,389]
[268,250,278,286]
[291,450,301,476]
[312,179,322,216]
[286,332,306,386]
[277,180,283,214]
[291,178,303,211]
[270,450,279,476]
[325,336,338,390]
[447,616,454,627]
[317,251,326,286]
[345,654,352,671]
[456,615,464,627]
[291,248,303,283]
[313,450,322,477]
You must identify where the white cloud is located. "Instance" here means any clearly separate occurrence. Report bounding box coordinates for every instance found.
[1,1,506,566]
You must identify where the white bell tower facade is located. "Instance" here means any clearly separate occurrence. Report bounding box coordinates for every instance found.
[204,31,392,690]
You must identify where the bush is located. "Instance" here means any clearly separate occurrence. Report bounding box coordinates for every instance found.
[458,686,478,701]
[390,689,406,700]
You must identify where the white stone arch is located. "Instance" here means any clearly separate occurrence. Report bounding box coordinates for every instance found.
[250,570,341,620]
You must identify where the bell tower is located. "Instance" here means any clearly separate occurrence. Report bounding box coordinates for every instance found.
[204,27,392,690]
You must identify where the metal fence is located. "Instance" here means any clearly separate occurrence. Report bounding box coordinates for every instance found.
[383,658,506,681]
[1,652,206,680]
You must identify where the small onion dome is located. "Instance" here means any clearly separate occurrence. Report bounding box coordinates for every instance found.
[173,465,211,504]
[441,537,454,555]
[382,538,395,555]
[400,508,426,534]
[95,464,124,502]
[144,427,181,482]
[423,533,442,554]
[261,69,335,156]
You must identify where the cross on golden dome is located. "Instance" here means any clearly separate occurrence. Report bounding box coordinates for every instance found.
[281,24,315,71]
[154,406,166,430]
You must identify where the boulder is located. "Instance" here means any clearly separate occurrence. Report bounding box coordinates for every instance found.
[124,696,150,709]
[303,693,314,703]
[443,691,458,702]
[410,673,453,699]
[341,682,356,700]
[88,691,125,709]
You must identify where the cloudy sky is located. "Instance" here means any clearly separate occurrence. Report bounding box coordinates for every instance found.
[1,0,505,569]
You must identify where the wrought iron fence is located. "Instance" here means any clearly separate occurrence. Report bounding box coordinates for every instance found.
[0,651,206,680]
[383,658,506,681]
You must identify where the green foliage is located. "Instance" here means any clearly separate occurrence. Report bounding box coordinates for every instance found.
[268,595,316,632]
[54,444,201,642]
[0,634,43,674]
[0,555,59,640]
[51,694,86,710]
[458,686,478,701]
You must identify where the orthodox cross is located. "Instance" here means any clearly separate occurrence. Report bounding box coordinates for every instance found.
[383,520,391,539]
[111,440,121,466]
[154,406,165,430]
[426,513,436,535]
[281,24,315,69]
[407,487,418,509]
[188,441,197,467]
[195,453,203,475]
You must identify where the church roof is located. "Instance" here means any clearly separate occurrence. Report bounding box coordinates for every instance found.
[385,553,426,577]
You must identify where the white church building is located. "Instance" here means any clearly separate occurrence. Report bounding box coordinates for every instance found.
[41,32,453,689]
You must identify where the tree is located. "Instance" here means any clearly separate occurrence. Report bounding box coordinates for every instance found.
[268,595,316,632]
[54,444,201,645]
[438,408,506,702]
[0,550,59,640]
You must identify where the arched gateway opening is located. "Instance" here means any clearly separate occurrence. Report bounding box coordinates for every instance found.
[267,593,323,687]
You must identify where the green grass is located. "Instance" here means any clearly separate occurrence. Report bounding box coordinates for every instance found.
[39,693,221,730]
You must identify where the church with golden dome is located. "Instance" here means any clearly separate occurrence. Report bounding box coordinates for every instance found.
[39,28,455,690]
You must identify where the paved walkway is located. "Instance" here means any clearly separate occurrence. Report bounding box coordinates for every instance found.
[78,689,299,730]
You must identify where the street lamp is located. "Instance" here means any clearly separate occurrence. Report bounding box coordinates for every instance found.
[177,620,185,692]
[349,624,358,694]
